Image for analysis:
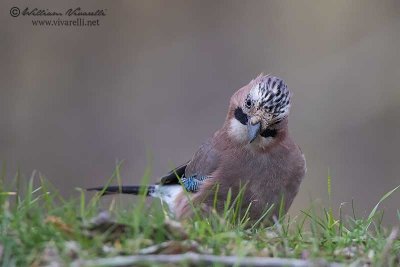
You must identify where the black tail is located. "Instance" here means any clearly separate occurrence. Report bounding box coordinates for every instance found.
[87,185,155,196]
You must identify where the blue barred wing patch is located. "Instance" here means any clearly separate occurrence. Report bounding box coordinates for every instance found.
[180,175,208,192]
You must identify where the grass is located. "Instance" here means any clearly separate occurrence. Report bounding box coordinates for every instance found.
[0,164,399,266]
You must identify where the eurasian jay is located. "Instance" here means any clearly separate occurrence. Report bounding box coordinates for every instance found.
[89,74,306,222]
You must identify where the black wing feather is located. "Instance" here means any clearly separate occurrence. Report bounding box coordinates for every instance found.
[159,161,189,185]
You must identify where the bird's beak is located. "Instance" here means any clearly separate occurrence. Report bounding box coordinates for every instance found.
[247,120,261,143]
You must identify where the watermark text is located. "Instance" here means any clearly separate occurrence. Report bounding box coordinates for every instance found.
[10,7,106,27]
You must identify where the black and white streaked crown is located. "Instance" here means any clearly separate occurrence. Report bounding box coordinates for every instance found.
[248,75,291,119]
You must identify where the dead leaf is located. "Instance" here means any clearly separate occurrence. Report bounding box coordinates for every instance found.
[44,216,74,236]
[84,211,129,241]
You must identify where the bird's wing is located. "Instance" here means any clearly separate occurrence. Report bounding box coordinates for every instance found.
[160,137,220,190]
[184,137,220,178]
[159,161,189,185]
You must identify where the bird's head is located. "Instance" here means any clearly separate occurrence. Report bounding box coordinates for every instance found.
[227,74,291,144]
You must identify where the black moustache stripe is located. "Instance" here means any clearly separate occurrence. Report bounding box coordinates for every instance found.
[234,107,248,125]
[260,128,277,138]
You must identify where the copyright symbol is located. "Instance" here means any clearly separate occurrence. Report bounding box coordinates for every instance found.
[10,7,20,17]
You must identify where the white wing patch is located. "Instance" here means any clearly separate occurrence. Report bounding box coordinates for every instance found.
[151,185,183,213]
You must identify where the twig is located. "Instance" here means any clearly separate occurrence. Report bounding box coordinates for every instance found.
[74,252,344,267]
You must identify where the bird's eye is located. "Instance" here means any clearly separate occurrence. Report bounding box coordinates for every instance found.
[245,99,252,108]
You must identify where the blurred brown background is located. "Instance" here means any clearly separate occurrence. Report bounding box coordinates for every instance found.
[1,1,399,224]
